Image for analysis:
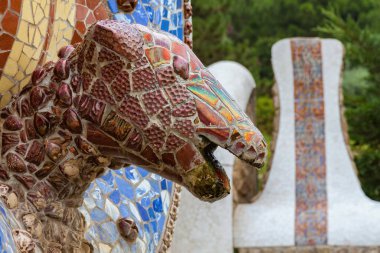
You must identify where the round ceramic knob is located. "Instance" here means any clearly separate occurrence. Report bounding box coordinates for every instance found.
[117,0,138,12]
[117,218,139,243]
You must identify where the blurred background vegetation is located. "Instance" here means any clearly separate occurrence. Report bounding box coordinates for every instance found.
[191,0,380,200]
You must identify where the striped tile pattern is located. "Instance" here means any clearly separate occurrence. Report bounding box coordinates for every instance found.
[291,39,328,246]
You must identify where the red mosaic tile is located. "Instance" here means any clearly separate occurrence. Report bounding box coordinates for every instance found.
[144,124,166,150]
[132,66,157,91]
[195,99,226,127]
[196,127,230,144]
[145,47,171,67]
[172,41,188,59]
[156,65,177,87]
[119,95,149,128]
[90,79,116,105]
[111,70,131,101]
[173,119,195,138]
[165,85,190,105]
[165,133,185,152]
[142,90,168,116]
[172,100,196,117]
[176,143,203,172]
[2,10,18,34]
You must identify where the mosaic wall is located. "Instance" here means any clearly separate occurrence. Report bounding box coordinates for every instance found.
[81,167,179,252]
[0,1,191,252]
[291,39,328,245]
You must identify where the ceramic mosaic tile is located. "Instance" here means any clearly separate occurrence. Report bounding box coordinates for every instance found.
[291,39,328,246]
[0,201,18,252]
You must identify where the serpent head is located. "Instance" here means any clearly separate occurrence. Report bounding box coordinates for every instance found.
[69,20,267,202]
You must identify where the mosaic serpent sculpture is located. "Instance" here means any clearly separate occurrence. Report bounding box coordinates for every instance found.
[0,20,266,252]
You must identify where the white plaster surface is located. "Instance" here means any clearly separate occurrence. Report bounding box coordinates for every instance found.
[234,38,380,248]
[323,40,380,245]
[171,61,256,253]
[234,39,296,247]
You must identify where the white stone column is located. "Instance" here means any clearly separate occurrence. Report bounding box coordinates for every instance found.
[234,38,380,249]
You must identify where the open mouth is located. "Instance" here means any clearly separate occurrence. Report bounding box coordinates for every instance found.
[203,143,221,169]
[203,142,231,192]
[181,141,231,202]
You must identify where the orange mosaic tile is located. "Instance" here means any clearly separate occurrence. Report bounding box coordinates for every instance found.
[72,0,109,44]
[0,1,21,73]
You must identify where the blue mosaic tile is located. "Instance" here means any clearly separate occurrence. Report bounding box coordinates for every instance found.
[138,167,149,178]
[116,176,135,199]
[110,190,121,205]
[161,19,170,31]
[148,207,156,219]
[108,0,185,41]
[107,0,119,13]
[141,196,151,207]
[91,208,108,223]
[0,201,20,252]
[161,179,167,190]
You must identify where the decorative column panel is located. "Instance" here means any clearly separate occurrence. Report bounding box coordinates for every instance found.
[291,39,327,246]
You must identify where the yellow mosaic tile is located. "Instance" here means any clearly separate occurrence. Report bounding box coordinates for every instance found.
[18,52,31,72]
[28,26,37,44]
[22,2,34,23]
[45,0,76,63]
[20,77,30,88]
[23,45,35,58]
[0,77,14,94]
[35,5,45,23]
[0,92,12,109]
[18,21,29,43]
[39,18,49,36]
[3,59,18,77]
[26,59,38,74]
[9,41,23,61]
[34,29,43,46]
[11,85,19,95]
[15,72,25,82]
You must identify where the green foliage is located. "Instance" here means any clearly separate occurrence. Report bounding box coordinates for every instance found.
[192,0,380,97]
[256,96,274,137]
[356,149,380,201]
[318,6,380,199]
[346,100,380,146]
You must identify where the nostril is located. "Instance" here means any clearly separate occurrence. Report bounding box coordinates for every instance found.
[261,139,268,148]
[258,152,266,160]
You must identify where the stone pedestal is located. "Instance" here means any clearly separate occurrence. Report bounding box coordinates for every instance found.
[234,38,380,249]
